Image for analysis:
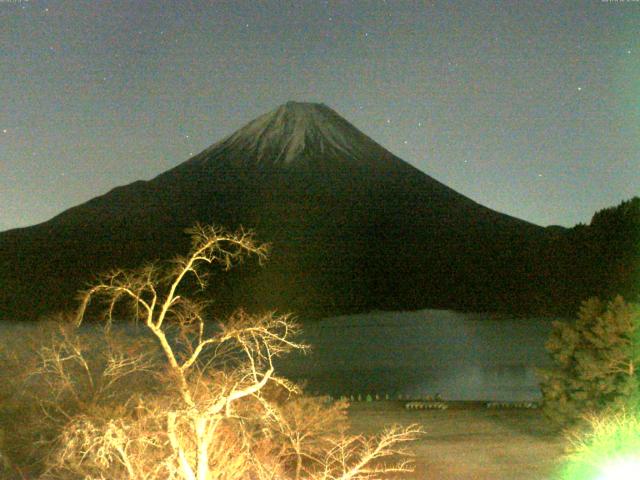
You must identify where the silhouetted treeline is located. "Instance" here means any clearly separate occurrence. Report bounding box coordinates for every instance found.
[539,197,639,316]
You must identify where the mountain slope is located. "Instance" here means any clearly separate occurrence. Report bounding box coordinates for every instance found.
[0,102,553,321]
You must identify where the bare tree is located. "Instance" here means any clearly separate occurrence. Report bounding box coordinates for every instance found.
[35,223,422,479]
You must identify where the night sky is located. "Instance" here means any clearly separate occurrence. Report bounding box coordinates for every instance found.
[2,0,638,232]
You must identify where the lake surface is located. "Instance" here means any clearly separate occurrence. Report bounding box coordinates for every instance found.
[0,309,559,402]
[275,309,557,401]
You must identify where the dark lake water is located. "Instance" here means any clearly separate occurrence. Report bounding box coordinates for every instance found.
[1,309,558,402]
[275,309,556,401]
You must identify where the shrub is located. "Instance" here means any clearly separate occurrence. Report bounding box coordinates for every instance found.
[556,406,640,480]
[0,316,162,477]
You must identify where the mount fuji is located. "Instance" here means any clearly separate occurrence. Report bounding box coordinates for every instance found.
[0,102,555,321]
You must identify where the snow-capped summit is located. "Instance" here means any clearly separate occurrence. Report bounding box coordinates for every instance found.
[188,101,404,171]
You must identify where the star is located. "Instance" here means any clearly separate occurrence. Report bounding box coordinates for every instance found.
[418,122,422,127]
[2,129,7,134]
[577,87,582,91]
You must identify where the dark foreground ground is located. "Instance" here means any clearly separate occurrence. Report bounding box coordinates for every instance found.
[348,402,567,480]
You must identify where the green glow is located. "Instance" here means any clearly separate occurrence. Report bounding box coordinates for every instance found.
[553,303,640,478]
[556,408,640,480]
[596,457,640,480]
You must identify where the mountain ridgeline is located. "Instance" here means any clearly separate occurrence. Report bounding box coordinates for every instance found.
[0,102,637,321]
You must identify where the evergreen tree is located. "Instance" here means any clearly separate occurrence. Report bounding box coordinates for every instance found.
[539,296,640,427]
